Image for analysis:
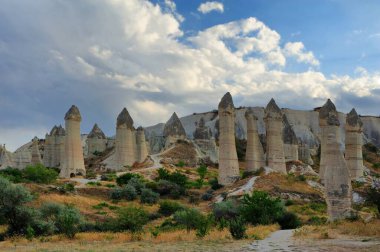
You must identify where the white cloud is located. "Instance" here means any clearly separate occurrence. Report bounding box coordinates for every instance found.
[198,1,224,14]
[76,56,96,76]
[284,42,320,66]
[89,45,113,60]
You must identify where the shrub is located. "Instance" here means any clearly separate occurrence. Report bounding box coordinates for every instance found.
[116,173,142,186]
[157,168,171,180]
[277,212,301,229]
[229,217,247,240]
[285,199,294,206]
[373,163,380,169]
[158,200,185,216]
[0,167,24,183]
[23,164,58,184]
[127,177,145,194]
[201,192,213,201]
[85,171,97,179]
[366,187,380,212]
[197,165,208,185]
[196,214,213,238]
[57,183,75,194]
[110,188,124,200]
[213,199,240,221]
[140,188,159,204]
[239,191,284,225]
[101,173,116,181]
[114,207,149,233]
[176,160,186,167]
[242,171,254,179]
[209,177,223,190]
[123,185,138,201]
[56,205,82,239]
[173,208,203,233]
[307,216,327,225]
[156,179,183,198]
[146,181,158,191]
[157,168,188,187]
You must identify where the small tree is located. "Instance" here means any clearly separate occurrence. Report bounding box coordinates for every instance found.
[114,207,149,233]
[140,188,159,204]
[173,208,203,233]
[56,205,82,239]
[229,217,247,240]
[116,173,142,186]
[23,164,58,184]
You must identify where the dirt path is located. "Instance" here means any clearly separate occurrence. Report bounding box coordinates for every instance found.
[249,229,300,252]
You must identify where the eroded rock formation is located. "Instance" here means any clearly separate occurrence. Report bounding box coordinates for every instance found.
[43,125,65,168]
[59,105,86,178]
[163,112,186,147]
[30,138,42,165]
[87,123,107,156]
[345,108,364,179]
[218,92,239,185]
[136,126,148,163]
[283,114,299,162]
[245,108,265,172]
[265,99,286,173]
[320,99,352,221]
[0,145,14,169]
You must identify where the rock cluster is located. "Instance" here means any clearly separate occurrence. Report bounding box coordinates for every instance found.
[264,99,286,173]
[163,112,187,147]
[218,92,239,185]
[319,99,352,221]
[59,105,86,178]
[193,117,212,140]
[87,123,107,156]
[43,125,65,168]
[245,108,265,172]
[345,108,364,179]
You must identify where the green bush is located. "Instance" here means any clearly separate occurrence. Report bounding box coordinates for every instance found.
[307,216,327,225]
[23,164,58,184]
[113,207,149,233]
[229,217,247,240]
[123,185,138,201]
[242,171,254,179]
[201,192,213,201]
[157,168,188,188]
[140,188,159,204]
[196,165,208,187]
[213,199,240,221]
[0,167,24,183]
[57,183,75,194]
[158,200,185,216]
[277,212,301,229]
[176,160,186,167]
[239,191,284,225]
[157,168,171,180]
[173,208,203,233]
[56,205,82,239]
[373,163,380,169]
[157,180,183,198]
[116,173,142,186]
[196,214,213,238]
[209,177,223,190]
[127,177,145,194]
[366,187,380,212]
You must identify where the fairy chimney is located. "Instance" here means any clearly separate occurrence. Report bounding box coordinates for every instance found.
[115,108,136,170]
[245,108,265,172]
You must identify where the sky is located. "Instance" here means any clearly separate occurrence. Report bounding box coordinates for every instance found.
[0,0,379,151]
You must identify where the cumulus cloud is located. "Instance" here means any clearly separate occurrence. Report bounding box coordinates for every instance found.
[0,0,379,151]
[198,1,224,14]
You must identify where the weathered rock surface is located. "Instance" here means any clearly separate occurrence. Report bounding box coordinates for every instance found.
[265,99,286,173]
[193,117,212,140]
[320,100,352,221]
[345,108,364,179]
[0,144,14,169]
[30,138,42,165]
[163,112,187,147]
[87,123,107,156]
[245,108,265,171]
[60,105,86,178]
[283,114,299,162]
[136,126,148,163]
[218,92,240,185]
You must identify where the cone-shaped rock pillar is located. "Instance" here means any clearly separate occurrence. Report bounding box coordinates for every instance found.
[44,125,66,168]
[218,92,239,185]
[115,108,136,170]
[163,112,186,147]
[87,123,107,156]
[30,138,42,165]
[0,144,14,169]
[283,114,299,162]
[59,105,86,178]
[319,99,340,182]
[345,108,364,179]
[320,99,352,221]
[136,126,148,163]
[245,108,265,171]
[264,99,286,173]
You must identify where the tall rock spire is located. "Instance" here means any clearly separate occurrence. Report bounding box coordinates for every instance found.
[218,92,239,185]
[283,114,299,162]
[245,108,265,171]
[87,123,107,156]
[163,112,187,147]
[264,98,286,173]
[115,108,136,170]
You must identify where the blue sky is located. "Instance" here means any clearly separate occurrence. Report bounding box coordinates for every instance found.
[0,0,379,151]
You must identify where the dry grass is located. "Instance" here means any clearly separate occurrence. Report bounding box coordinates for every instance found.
[0,225,279,252]
[294,220,380,240]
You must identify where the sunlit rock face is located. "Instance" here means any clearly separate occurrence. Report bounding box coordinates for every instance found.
[163,112,187,148]
[245,108,265,172]
[319,99,352,221]
[283,114,299,162]
[218,92,239,185]
[0,144,14,169]
[59,105,86,178]
[87,123,107,157]
[136,126,148,163]
[345,108,364,179]
[265,99,286,173]
[30,138,42,165]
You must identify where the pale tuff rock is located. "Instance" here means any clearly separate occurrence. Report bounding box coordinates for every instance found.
[218,92,239,185]
[265,99,286,173]
[30,138,42,165]
[0,144,14,169]
[289,164,318,176]
[298,143,314,165]
[193,117,212,140]
[87,123,107,156]
[12,142,33,169]
[59,105,86,178]
[319,99,340,181]
[114,108,136,170]
[148,131,165,154]
[282,114,299,162]
[345,108,364,179]
[163,112,187,147]
[319,100,352,221]
[245,108,265,171]
[136,126,148,163]
[43,125,65,168]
